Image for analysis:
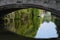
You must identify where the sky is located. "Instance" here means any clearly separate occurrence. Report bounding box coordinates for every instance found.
[35,21,58,39]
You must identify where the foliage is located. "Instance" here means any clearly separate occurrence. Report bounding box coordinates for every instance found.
[3,8,58,38]
[4,8,42,38]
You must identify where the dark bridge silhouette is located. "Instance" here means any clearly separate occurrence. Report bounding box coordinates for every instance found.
[0,0,60,40]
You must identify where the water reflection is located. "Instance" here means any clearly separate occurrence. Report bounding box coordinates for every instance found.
[3,8,59,39]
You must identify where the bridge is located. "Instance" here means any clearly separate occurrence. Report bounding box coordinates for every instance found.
[0,0,60,18]
[0,0,60,40]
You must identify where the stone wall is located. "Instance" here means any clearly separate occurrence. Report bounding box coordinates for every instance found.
[0,0,60,11]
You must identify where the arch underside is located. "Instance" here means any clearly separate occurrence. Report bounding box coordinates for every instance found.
[0,4,60,19]
[0,0,60,17]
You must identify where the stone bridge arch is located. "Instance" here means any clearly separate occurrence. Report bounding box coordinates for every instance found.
[0,0,60,40]
[0,0,60,17]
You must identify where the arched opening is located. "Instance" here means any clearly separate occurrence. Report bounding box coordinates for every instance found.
[0,7,60,39]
